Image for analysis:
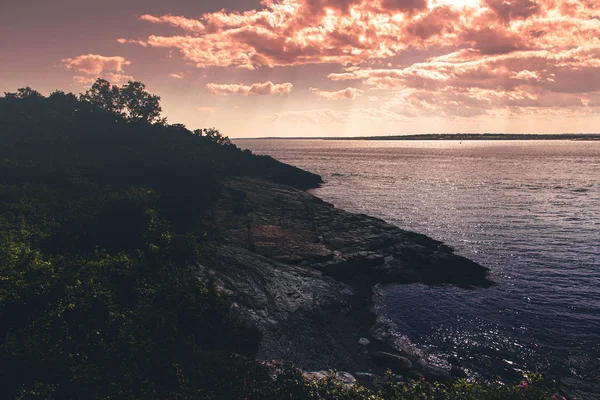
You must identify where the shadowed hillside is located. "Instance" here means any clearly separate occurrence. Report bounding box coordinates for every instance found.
[0,81,321,398]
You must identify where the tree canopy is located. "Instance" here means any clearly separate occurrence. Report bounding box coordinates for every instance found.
[79,78,162,123]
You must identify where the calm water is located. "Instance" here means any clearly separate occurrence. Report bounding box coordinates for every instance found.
[235,139,600,398]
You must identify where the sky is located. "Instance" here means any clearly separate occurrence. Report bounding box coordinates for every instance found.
[2,0,600,137]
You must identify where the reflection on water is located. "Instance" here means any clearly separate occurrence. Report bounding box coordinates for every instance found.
[235,139,600,399]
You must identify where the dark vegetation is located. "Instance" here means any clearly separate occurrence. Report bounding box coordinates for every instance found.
[0,80,553,399]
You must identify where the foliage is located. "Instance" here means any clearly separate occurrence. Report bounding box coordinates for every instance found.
[264,370,555,400]
[79,79,162,123]
[3,86,44,100]
[118,81,162,123]
[194,128,232,145]
[79,79,122,115]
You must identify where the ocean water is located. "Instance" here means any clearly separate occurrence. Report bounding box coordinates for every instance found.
[234,139,600,398]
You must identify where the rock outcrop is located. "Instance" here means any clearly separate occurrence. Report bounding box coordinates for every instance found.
[198,177,492,374]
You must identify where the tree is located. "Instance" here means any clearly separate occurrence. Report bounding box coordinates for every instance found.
[48,90,79,109]
[118,81,162,124]
[193,128,232,145]
[3,87,44,100]
[79,79,163,124]
[80,79,121,115]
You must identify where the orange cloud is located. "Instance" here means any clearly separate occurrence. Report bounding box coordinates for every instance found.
[205,81,294,95]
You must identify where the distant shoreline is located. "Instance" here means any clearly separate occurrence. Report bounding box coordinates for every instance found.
[234,134,600,141]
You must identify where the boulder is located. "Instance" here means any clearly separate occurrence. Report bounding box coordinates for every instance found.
[335,371,357,385]
[303,371,329,381]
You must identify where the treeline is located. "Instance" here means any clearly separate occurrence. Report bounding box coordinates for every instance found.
[0,81,553,399]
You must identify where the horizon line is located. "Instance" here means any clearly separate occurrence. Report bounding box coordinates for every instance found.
[232,133,600,140]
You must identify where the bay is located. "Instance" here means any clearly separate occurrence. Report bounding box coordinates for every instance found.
[234,139,600,399]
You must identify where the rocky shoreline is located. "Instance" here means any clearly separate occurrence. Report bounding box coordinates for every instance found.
[197,177,493,381]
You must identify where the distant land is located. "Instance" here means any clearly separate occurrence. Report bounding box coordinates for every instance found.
[235,133,600,141]
[334,133,600,141]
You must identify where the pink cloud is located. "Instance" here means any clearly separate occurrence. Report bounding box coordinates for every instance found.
[140,14,205,32]
[205,81,294,95]
[121,0,599,70]
[404,5,460,40]
[115,0,600,118]
[117,38,148,47]
[329,46,600,92]
[145,35,259,69]
[388,86,597,118]
[310,87,361,99]
[461,26,526,55]
[62,54,133,85]
[484,0,540,22]
[62,54,130,75]
[379,0,428,13]
[329,45,600,116]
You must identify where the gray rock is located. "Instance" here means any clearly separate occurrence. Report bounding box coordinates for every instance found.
[358,337,371,346]
[197,177,492,373]
[371,351,413,370]
[335,371,357,385]
[326,237,346,249]
[303,370,329,381]
[302,371,356,387]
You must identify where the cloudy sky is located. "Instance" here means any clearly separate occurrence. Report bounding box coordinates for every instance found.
[2,0,600,137]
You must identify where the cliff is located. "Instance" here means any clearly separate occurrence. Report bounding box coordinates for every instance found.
[197,177,492,378]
